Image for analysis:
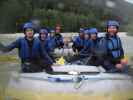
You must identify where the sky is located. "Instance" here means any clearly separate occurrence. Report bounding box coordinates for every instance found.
[125,0,133,4]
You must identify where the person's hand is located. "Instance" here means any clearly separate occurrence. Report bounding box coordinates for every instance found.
[121,59,128,65]
[115,64,124,70]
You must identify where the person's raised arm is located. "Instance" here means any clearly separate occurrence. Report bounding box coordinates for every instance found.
[0,38,20,53]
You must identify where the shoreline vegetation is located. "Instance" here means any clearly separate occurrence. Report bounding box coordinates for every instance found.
[0,56,18,63]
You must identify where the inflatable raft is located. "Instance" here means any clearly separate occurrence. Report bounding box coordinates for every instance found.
[5,65,133,100]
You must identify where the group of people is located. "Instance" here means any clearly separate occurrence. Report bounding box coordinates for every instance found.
[0,23,57,73]
[71,20,127,73]
[0,20,128,73]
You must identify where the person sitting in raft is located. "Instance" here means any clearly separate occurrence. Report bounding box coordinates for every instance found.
[99,20,128,73]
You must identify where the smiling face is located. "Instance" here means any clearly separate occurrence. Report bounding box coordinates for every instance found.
[90,33,97,40]
[49,31,55,37]
[107,26,118,36]
[25,28,34,39]
[84,34,89,40]
[79,32,85,39]
[40,32,47,41]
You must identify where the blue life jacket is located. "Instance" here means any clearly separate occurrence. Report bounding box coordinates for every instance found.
[80,39,92,55]
[38,37,50,53]
[6,37,40,61]
[91,38,100,49]
[106,36,124,60]
[73,36,85,52]
[54,34,64,48]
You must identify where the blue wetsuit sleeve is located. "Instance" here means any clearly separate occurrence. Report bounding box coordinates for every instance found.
[72,37,84,52]
[1,38,20,52]
[44,40,50,52]
[39,43,54,65]
[74,37,80,46]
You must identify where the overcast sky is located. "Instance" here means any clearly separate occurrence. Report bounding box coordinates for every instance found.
[125,0,133,4]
